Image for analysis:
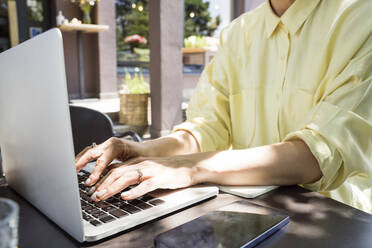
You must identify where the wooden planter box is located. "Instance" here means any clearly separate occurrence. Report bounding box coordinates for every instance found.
[119,93,149,126]
[182,48,216,66]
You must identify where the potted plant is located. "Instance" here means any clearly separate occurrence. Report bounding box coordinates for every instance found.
[69,0,100,24]
[124,34,147,53]
[119,69,150,128]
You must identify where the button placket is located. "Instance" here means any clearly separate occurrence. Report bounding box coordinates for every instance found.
[276,26,290,141]
[280,29,290,89]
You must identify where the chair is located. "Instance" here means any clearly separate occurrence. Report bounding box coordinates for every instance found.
[69,105,142,155]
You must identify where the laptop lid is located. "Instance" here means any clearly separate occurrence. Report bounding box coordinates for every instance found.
[0,29,84,242]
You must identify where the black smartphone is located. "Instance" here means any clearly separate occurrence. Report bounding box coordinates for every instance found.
[154,210,289,248]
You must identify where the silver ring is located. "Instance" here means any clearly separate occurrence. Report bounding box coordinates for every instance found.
[136,169,143,182]
[90,142,97,149]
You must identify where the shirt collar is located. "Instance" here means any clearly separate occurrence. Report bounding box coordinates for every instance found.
[265,0,320,38]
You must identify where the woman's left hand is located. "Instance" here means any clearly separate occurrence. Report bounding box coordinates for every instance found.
[89,154,208,202]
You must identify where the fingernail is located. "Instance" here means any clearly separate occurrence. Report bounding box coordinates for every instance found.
[91,192,98,201]
[85,178,91,185]
[121,191,130,198]
[88,186,96,195]
[96,189,107,198]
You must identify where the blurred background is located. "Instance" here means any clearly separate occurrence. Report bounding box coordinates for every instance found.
[0,0,264,138]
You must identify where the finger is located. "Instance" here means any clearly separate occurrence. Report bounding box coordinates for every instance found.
[76,147,103,172]
[94,176,131,201]
[75,146,94,172]
[90,158,143,185]
[120,179,157,200]
[95,168,139,195]
[85,152,115,186]
[87,163,127,195]
[87,170,112,196]
[106,162,124,170]
[75,146,90,164]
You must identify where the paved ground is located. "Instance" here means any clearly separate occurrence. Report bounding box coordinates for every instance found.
[70,98,120,114]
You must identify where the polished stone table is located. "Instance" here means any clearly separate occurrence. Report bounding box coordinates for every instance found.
[1,183,371,248]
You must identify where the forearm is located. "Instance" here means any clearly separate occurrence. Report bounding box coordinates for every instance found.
[140,130,200,157]
[192,140,322,186]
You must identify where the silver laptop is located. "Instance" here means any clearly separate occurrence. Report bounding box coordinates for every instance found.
[0,28,218,242]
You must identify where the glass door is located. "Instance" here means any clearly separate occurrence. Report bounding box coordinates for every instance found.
[0,0,9,52]
[15,0,51,43]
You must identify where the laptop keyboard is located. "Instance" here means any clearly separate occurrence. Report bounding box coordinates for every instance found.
[78,170,165,227]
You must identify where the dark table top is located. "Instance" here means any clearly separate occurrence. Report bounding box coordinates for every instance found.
[1,182,372,248]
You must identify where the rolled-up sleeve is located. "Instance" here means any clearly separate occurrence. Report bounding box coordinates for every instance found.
[173,36,232,152]
[284,40,372,192]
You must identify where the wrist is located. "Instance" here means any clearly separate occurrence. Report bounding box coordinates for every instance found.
[189,154,216,185]
[115,138,142,160]
[140,140,157,157]
[190,165,203,185]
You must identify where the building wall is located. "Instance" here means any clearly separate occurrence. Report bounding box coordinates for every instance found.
[245,0,265,11]
[234,0,265,18]
[51,1,100,99]
[97,0,118,99]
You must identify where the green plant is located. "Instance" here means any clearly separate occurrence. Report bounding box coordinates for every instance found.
[28,0,44,22]
[116,0,149,51]
[184,0,221,38]
[68,0,101,24]
[184,35,219,50]
[115,0,221,52]
[121,69,149,94]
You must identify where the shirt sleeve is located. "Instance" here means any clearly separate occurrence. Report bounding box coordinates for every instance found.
[284,34,372,192]
[173,34,232,152]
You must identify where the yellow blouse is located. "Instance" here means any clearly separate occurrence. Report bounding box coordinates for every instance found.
[174,0,372,213]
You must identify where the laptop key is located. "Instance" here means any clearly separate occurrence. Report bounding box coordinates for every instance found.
[127,199,143,205]
[81,170,90,176]
[109,209,128,218]
[90,220,102,226]
[128,199,152,209]
[106,198,117,204]
[110,198,121,204]
[92,211,107,218]
[81,195,91,202]
[85,208,96,214]
[96,202,110,208]
[82,205,93,211]
[80,191,92,202]
[83,215,93,221]
[140,195,155,202]
[133,202,152,210]
[111,201,125,207]
[91,208,103,215]
[100,215,115,223]
[102,205,116,212]
[112,193,121,200]
[148,199,165,206]
[120,204,141,214]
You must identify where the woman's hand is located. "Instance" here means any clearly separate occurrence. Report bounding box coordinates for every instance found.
[76,131,201,188]
[84,140,322,202]
[75,137,144,186]
[89,154,207,202]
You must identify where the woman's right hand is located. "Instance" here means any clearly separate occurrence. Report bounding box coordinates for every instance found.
[75,137,143,187]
